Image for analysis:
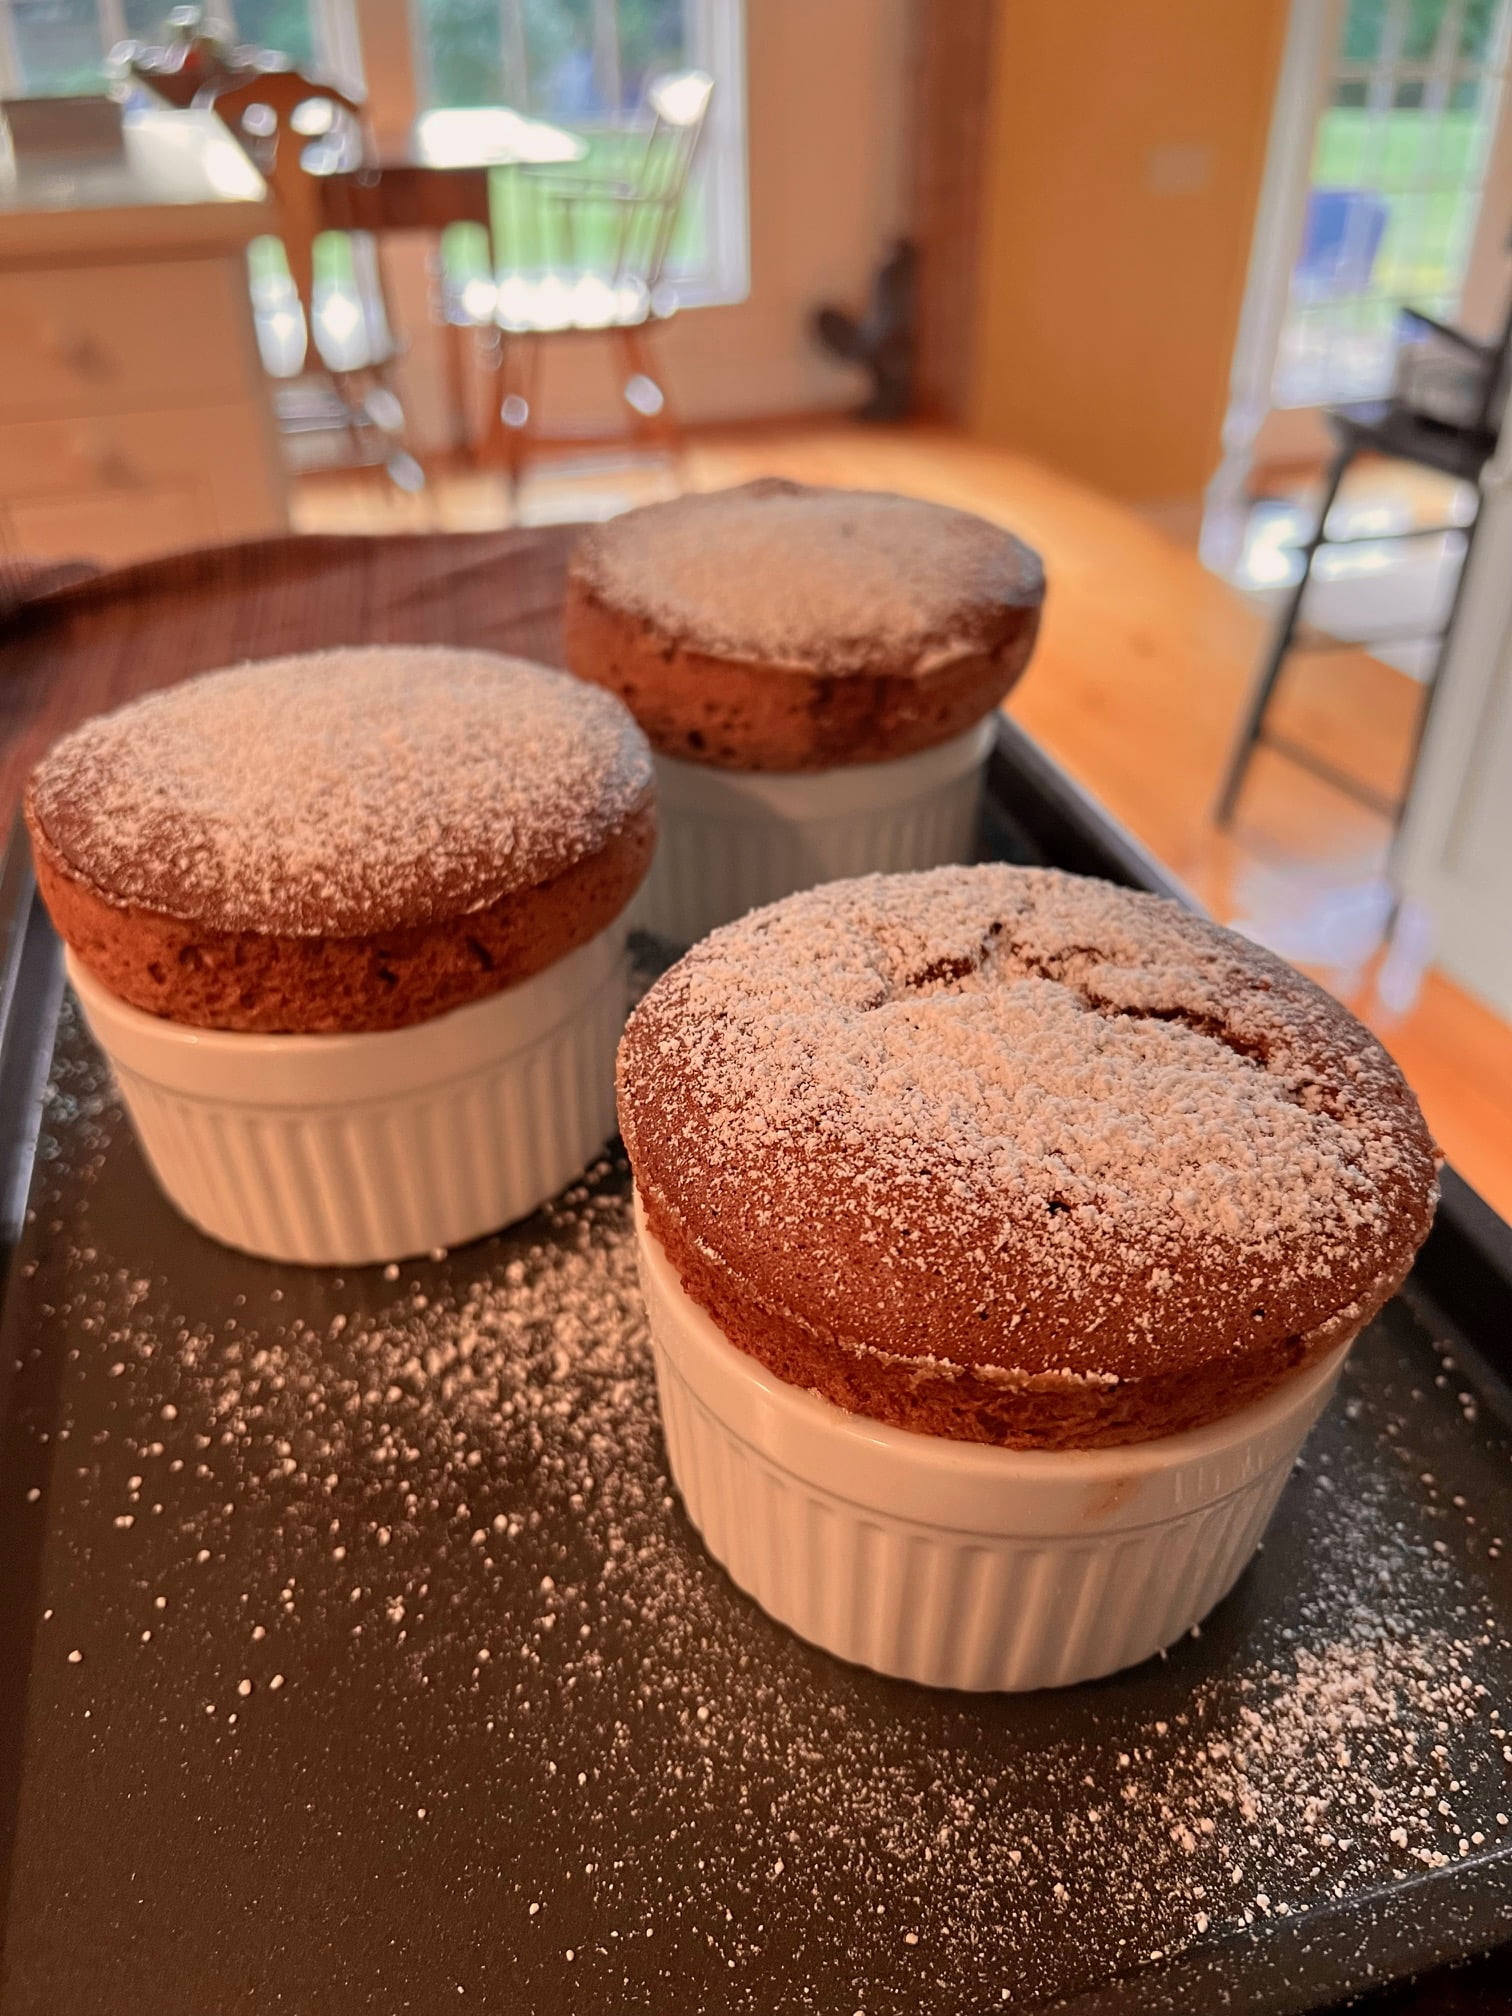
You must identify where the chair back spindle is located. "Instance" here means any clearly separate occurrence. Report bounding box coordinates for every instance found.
[197,67,417,487]
[524,68,713,323]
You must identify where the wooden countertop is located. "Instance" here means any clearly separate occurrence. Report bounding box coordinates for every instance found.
[0,107,271,265]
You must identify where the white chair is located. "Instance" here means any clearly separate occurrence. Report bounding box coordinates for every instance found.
[475,70,715,502]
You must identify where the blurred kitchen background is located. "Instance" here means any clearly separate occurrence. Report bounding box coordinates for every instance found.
[3,0,1512,1227]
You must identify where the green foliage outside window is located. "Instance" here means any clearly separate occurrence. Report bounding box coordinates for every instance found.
[1342,0,1503,64]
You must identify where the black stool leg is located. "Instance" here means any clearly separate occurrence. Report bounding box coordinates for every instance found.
[1215,441,1354,826]
[1387,488,1483,842]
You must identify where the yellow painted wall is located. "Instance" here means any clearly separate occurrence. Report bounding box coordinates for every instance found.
[971,0,1289,504]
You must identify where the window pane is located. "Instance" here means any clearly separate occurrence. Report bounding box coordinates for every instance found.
[617,0,685,104]
[414,0,507,108]
[522,0,688,121]
[1277,0,1510,403]
[234,0,316,65]
[417,0,734,302]
[1355,294,1399,392]
[10,0,105,92]
[1393,107,1467,187]
[1343,0,1390,62]
[1404,0,1450,61]
[414,0,693,122]
[1441,93,1484,172]
[1461,0,1502,57]
[1442,184,1482,272]
[119,0,171,40]
[522,0,601,119]
[1379,104,1430,180]
[1315,104,1371,180]
[1373,190,1414,291]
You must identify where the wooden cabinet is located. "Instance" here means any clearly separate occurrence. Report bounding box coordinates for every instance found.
[0,405,287,563]
[0,108,288,566]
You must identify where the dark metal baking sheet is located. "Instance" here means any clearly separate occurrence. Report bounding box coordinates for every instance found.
[1,728,1510,2016]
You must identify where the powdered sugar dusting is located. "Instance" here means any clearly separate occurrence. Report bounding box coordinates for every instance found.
[29,645,653,935]
[573,479,1044,672]
[14,1019,1512,2011]
[19,1024,1512,2010]
[619,867,1438,1385]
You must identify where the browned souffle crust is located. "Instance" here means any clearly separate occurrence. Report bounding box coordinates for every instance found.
[564,479,1045,771]
[617,866,1440,1450]
[26,645,656,1034]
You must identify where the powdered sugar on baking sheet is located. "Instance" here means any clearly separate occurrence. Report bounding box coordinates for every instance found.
[619,866,1438,1384]
[572,480,1044,672]
[28,646,653,936]
[22,1022,1512,2010]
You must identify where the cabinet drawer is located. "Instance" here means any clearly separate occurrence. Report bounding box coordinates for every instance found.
[3,485,206,565]
[0,259,257,420]
[0,402,286,563]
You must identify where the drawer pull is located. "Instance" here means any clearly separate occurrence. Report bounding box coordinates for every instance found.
[70,426,141,488]
[46,328,113,383]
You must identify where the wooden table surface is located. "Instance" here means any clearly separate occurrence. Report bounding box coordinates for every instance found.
[382,106,585,171]
[0,528,575,818]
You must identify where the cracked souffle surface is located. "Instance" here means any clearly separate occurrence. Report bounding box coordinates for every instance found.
[26,646,656,1034]
[616,866,1440,1449]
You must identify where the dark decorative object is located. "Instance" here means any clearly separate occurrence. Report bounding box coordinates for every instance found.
[813,238,917,421]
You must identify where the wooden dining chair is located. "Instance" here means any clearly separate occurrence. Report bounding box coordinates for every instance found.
[197,68,421,488]
[479,69,715,504]
[115,4,270,112]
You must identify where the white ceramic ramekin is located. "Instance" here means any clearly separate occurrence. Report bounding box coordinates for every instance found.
[634,714,997,944]
[636,1198,1353,1691]
[68,926,628,1267]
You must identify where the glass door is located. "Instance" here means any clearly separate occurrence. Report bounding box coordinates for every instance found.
[1274,0,1512,408]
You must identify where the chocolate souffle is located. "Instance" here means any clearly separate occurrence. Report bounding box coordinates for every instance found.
[26,645,656,1034]
[565,478,1045,770]
[618,865,1440,1450]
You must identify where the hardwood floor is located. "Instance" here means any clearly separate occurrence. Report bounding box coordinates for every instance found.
[294,420,1512,1221]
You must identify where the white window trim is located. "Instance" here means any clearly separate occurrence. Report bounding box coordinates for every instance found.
[0,6,21,94]
[679,0,748,309]
[1203,0,1339,569]
[315,0,366,95]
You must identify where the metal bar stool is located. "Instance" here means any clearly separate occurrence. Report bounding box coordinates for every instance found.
[1217,297,1512,830]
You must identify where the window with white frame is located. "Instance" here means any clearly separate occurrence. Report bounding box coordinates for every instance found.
[0,0,354,94]
[0,0,747,310]
[1274,0,1512,407]
[410,0,747,306]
